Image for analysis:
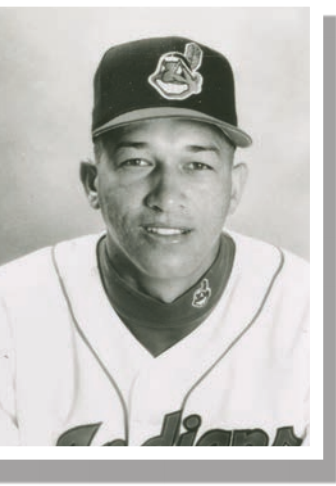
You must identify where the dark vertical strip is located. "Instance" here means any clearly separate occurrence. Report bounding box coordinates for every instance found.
[323,16,336,481]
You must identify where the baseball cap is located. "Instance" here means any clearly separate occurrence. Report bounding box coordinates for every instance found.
[92,36,252,148]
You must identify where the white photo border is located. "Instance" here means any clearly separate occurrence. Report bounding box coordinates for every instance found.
[0,1,332,482]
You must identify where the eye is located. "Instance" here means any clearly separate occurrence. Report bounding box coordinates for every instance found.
[120,158,151,168]
[186,162,213,171]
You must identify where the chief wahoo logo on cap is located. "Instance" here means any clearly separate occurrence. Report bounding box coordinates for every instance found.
[148,42,203,100]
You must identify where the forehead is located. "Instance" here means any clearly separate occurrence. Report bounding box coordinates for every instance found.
[102,118,235,153]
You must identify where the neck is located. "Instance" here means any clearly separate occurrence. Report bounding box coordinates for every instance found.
[100,237,220,304]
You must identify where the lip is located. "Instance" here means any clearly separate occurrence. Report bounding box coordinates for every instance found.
[141,224,193,243]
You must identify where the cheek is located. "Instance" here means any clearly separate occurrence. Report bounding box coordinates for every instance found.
[191,179,232,229]
[98,180,141,232]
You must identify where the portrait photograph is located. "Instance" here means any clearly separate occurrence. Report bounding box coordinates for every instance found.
[0,5,322,471]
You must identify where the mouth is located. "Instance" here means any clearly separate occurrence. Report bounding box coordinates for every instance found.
[141,225,192,241]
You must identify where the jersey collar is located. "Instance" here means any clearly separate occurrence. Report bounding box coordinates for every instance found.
[97,233,235,329]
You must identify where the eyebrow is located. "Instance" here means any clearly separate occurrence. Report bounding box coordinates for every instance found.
[185,144,220,155]
[114,141,149,151]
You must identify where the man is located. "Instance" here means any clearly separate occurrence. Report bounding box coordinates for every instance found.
[0,37,309,446]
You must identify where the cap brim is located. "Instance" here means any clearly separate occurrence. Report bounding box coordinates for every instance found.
[92,107,252,148]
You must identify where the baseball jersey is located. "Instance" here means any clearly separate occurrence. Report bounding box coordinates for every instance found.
[0,231,309,446]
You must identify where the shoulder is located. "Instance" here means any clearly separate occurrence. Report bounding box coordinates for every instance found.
[52,232,103,267]
[0,233,103,347]
[0,246,53,295]
[227,230,309,345]
[227,229,309,320]
[0,233,103,298]
[228,229,309,281]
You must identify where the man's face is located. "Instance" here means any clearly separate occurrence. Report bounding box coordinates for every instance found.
[92,118,245,281]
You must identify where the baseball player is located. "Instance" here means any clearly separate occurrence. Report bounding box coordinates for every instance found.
[0,37,309,446]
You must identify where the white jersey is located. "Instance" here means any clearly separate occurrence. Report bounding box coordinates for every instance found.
[0,232,309,446]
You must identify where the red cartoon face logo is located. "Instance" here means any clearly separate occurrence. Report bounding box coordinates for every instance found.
[148,42,203,100]
[192,279,212,308]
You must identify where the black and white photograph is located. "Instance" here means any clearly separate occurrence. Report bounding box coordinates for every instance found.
[0,7,311,454]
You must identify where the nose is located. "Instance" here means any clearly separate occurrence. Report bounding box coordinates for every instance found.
[144,166,186,212]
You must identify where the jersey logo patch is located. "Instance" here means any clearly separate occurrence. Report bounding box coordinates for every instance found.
[56,411,304,446]
[148,42,203,100]
[192,278,211,308]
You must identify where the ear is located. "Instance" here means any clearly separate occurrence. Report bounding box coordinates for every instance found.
[228,162,248,215]
[80,159,100,210]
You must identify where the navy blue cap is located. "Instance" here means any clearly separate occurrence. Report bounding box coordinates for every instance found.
[92,36,252,148]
